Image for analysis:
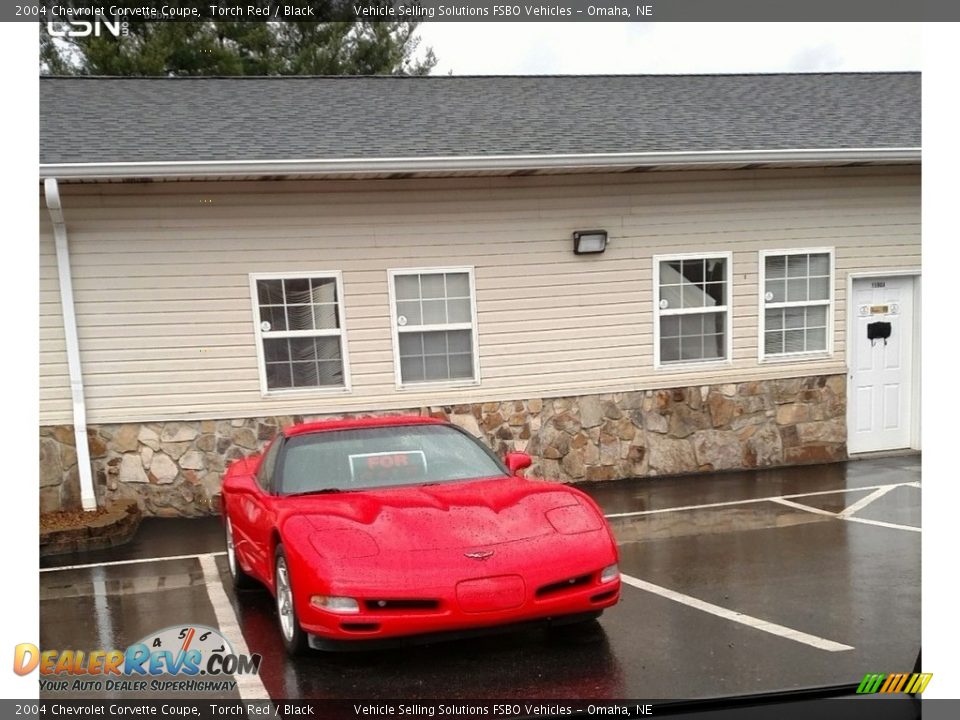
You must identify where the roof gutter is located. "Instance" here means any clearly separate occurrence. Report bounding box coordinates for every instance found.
[39,147,921,181]
[44,178,97,512]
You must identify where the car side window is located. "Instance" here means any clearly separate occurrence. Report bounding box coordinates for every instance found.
[256,438,283,493]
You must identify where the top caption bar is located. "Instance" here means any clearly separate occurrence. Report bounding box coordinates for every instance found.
[11,0,957,23]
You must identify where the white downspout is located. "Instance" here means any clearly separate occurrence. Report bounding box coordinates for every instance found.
[44,178,96,511]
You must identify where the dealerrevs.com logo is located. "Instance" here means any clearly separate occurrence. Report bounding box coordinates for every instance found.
[14,625,261,693]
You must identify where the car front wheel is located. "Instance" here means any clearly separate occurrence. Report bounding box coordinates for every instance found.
[274,544,308,656]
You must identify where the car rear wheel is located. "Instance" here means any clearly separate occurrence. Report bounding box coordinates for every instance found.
[225,517,257,590]
[274,545,308,656]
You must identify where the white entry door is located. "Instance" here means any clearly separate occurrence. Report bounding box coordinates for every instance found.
[848,276,915,454]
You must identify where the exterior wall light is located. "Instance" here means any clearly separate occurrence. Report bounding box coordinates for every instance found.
[573,230,608,255]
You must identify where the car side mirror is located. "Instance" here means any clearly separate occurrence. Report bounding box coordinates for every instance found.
[222,470,259,495]
[504,451,532,476]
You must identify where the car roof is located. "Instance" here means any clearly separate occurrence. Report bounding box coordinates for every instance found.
[281,415,446,438]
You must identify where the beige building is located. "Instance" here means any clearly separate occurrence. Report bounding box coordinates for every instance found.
[39,74,921,515]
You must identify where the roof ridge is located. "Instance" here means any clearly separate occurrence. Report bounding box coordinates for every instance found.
[39,71,921,80]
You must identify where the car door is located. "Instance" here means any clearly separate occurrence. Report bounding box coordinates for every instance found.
[235,437,283,583]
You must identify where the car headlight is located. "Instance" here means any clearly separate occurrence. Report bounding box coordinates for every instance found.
[546,503,602,534]
[600,563,619,583]
[310,595,360,613]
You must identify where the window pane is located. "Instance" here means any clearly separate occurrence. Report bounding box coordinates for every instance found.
[289,337,318,361]
[661,315,680,337]
[705,258,726,282]
[704,281,725,306]
[445,272,470,297]
[680,336,703,361]
[765,331,784,355]
[765,256,786,280]
[787,278,808,302]
[765,308,784,331]
[313,303,339,330]
[447,329,472,353]
[309,277,337,304]
[809,253,830,276]
[264,338,290,363]
[291,362,319,387]
[398,333,422,356]
[316,337,342,361]
[266,363,292,390]
[787,255,808,278]
[447,298,472,323]
[807,327,827,351]
[660,337,680,363]
[808,276,829,301]
[395,275,420,301]
[807,305,828,328]
[785,307,806,329]
[259,305,287,332]
[680,313,704,336]
[257,279,284,305]
[421,299,447,324]
[396,300,421,326]
[423,332,447,355]
[400,356,425,382]
[317,360,343,385]
[766,279,785,303]
[703,333,724,360]
[284,278,311,304]
[424,355,449,381]
[681,258,705,284]
[784,329,805,353]
[421,274,446,299]
[286,304,315,331]
[449,353,473,379]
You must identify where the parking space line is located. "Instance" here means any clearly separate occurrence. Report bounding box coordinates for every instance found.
[40,551,226,573]
[837,485,896,519]
[768,497,837,517]
[842,516,921,533]
[198,555,272,702]
[603,481,918,520]
[619,573,854,652]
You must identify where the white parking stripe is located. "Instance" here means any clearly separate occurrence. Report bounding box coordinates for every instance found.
[40,551,226,573]
[768,497,838,517]
[619,573,854,652]
[199,554,272,702]
[837,485,897,519]
[843,516,921,533]
[604,481,918,519]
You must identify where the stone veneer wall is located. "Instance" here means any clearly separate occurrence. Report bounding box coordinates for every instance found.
[39,374,846,517]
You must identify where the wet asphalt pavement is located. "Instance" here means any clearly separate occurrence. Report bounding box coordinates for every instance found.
[39,455,921,700]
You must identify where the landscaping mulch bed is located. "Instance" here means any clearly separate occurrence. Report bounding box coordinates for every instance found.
[40,508,110,532]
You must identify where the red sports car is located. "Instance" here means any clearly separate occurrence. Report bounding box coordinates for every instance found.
[220,416,620,654]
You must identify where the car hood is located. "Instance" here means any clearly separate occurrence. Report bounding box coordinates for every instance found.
[277,477,598,553]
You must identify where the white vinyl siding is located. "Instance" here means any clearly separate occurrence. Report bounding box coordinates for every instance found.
[760,249,835,361]
[249,272,350,395]
[388,267,479,388]
[37,166,920,425]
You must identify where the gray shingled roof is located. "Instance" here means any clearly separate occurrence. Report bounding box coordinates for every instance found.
[39,73,919,166]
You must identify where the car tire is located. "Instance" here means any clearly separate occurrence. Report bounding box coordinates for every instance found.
[274,544,309,656]
[224,517,258,590]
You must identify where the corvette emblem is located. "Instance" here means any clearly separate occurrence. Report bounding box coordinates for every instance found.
[464,550,495,560]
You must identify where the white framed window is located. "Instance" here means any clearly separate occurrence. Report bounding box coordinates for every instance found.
[387,267,480,388]
[653,252,733,368]
[759,249,834,361]
[248,271,351,395]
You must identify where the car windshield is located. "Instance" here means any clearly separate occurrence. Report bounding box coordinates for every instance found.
[277,424,509,495]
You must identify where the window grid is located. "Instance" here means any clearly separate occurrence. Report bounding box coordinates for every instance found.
[390,269,478,387]
[655,254,731,367]
[250,273,350,394]
[761,250,833,360]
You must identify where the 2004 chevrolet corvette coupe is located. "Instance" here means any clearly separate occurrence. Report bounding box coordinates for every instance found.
[220,416,620,654]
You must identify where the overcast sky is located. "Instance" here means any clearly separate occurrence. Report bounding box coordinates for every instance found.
[417,23,921,75]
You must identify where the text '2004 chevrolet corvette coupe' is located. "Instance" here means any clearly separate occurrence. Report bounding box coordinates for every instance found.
[220,416,621,654]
